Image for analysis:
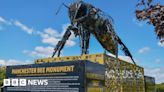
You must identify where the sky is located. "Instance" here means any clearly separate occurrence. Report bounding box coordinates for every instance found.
[0,0,164,83]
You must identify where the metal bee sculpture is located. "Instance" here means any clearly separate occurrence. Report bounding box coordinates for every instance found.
[52,0,136,65]
[136,0,164,43]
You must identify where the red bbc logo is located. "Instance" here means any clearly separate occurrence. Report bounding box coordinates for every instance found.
[3,79,27,86]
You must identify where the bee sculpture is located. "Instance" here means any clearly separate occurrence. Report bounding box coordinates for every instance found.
[136,0,164,43]
[52,1,136,65]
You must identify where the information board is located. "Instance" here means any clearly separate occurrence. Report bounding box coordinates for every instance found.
[5,61,85,92]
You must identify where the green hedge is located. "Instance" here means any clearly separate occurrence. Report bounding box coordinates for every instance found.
[156,83,164,92]
[0,67,6,87]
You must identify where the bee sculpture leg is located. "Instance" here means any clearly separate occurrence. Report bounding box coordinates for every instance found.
[79,28,90,55]
[105,22,119,59]
[105,22,136,65]
[52,26,72,57]
[116,36,136,65]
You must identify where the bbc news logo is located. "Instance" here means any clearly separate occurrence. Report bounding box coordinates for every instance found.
[3,79,48,86]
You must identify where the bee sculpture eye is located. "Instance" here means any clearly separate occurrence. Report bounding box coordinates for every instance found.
[75,3,78,8]
[69,4,77,20]
[75,4,87,19]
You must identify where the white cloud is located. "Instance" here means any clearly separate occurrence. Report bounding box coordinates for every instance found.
[37,28,61,46]
[0,60,5,66]
[42,36,60,46]
[14,20,33,34]
[61,24,76,47]
[23,46,54,57]
[155,58,161,64]
[0,17,8,24]
[0,16,11,26]
[158,41,164,47]
[0,17,34,34]
[138,47,151,54]
[107,53,138,64]
[145,67,164,84]
[119,55,133,62]
[65,40,76,47]
[23,24,76,58]
[44,28,60,37]
[61,23,75,39]
[0,59,32,66]
[37,25,76,47]
[0,17,10,31]
[0,17,76,47]
[0,18,76,57]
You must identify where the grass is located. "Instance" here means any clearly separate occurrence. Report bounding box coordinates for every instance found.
[156,83,164,92]
[0,67,6,87]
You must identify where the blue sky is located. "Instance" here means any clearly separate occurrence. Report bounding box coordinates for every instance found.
[0,0,164,83]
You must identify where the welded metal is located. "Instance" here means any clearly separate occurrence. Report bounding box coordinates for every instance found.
[52,1,136,65]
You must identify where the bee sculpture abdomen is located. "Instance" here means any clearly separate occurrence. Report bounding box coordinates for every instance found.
[94,31,116,54]
[86,15,116,55]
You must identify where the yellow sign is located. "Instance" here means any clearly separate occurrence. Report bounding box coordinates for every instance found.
[35,53,104,64]
[87,87,104,92]
[11,65,74,75]
[86,73,104,80]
